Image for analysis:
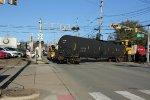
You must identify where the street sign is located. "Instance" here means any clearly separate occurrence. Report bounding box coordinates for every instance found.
[137,33,144,38]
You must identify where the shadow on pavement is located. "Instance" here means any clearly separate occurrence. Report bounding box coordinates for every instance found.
[0,75,9,83]
[113,63,150,68]
[80,58,108,63]
[0,61,31,89]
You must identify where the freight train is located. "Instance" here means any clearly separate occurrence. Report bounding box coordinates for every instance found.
[48,35,125,64]
[47,35,147,64]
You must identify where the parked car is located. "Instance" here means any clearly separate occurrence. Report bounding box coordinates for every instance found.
[4,47,27,57]
[0,51,11,59]
[0,51,6,59]
[16,48,26,57]
[0,47,18,58]
[26,49,35,58]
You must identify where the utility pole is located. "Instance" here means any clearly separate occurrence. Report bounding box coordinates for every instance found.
[97,0,104,40]
[30,33,33,58]
[38,18,43,60]
[147,25,150,63]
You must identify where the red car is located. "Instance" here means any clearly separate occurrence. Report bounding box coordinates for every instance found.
[137,46,146,56]
[135,46,147,62]
[0,51,8,59]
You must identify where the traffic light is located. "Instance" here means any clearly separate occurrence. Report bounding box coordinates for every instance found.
[111,23,121,30]
[0,0,4,4]
[71,27,80,32]
[9,0,17,5]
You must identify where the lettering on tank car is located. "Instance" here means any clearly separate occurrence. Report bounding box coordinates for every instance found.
[62,39,67,43]
[80,47,87,52]
[116,48,118,51]
[88,46,89,50]
[74,43,76,51]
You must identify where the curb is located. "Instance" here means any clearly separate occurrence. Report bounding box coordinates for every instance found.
[0,93,40,100]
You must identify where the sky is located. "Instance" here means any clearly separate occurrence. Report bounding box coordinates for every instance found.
[0,0,150,44]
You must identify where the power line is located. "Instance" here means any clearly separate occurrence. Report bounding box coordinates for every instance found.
[138,0,150,3]
[104,7,150,18]
[83,0,100,7]
[0,24,38,31]
[140,20,150,23]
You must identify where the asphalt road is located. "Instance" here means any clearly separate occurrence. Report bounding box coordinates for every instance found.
[51,62,150,100]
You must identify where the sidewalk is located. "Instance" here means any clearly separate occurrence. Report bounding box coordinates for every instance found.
[3,60,74,100]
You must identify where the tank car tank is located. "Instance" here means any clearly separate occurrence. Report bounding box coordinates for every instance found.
[57,35,125,63]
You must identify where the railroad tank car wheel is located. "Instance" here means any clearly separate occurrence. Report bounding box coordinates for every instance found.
[57,60,63,64]
[66,58,69,64]
[119,57,125,62]
[47,57,50,61]
[108,58,112,62]
[71,60,75,64]
[115,57,121,62]
[75,61,80,64]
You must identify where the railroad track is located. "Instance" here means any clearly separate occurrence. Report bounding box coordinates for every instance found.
[0,58,31,89]
[0,58,23,68]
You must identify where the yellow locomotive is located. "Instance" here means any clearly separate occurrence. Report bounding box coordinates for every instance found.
[47,44,58,62]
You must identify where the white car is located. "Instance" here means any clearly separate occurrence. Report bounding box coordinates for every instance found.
[0,47,18,58]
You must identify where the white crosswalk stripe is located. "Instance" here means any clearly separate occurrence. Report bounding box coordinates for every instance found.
[139,90,150,95]
[89,92,112,100]
[115,91,146,100]
[89,90,150,100]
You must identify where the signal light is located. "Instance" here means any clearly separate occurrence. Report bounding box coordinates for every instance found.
[111,23,121,30]
[0,0,3,4]
[9,0,17,5]
[71,27,80,32]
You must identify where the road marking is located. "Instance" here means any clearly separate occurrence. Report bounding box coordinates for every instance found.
[115,91,146,100]
[139,90,150,95]
[57,95,75,100]
[89,92,112,100]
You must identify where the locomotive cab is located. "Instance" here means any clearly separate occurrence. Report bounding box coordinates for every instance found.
[47,45,58,62]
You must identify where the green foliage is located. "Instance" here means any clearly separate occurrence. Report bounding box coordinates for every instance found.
[114,20,148,46]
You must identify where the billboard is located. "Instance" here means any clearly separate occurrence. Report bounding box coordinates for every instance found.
[0,37,17,48]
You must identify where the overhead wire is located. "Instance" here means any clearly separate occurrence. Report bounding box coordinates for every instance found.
[138,0,150,3]
[83,0,100,7]
[140,20,150,23]
[104,7,150,18]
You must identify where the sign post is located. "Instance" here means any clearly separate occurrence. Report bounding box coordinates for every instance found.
[147,26,150,63]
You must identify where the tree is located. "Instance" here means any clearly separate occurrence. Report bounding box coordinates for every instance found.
[107,33,116,40]
[113,20,148,46]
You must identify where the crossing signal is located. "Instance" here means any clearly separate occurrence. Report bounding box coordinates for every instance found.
[0,0,4,4]
[71,27,80,32]
[9,0,17,5]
